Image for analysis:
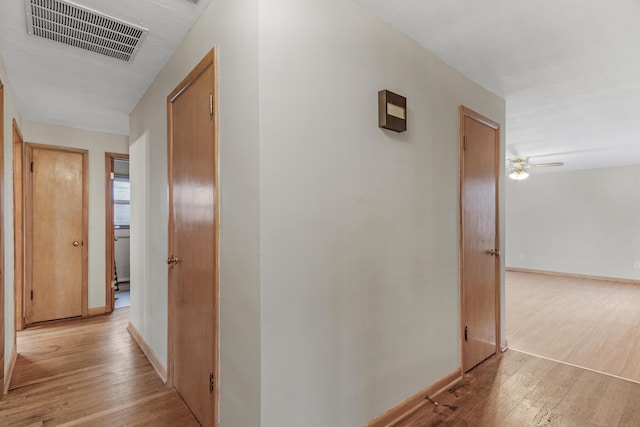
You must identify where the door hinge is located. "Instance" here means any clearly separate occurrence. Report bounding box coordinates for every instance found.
[463,136,468,151]
[464,325,468,342]
[209,93,214,116]
[31,290,34,300]
[30,161,34,173]
[209,371,215,394]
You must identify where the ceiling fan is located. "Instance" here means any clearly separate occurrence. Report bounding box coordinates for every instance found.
[507,156,564,180]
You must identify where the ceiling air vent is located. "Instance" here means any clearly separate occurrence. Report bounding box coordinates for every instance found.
[24,0,148,63]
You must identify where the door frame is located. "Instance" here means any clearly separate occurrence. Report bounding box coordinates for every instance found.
[0,79,5,394]
[459,105,501,375]
[13,119,25,331]
[24,142,90,324]
[105,152,129,313]
[166,47,219,418]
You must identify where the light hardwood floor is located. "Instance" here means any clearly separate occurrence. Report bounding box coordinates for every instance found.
[506,270,640,383]
[392,349,640,426]
[0,308,198,426]
[387,271,640,426]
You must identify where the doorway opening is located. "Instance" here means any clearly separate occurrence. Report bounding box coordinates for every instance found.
[105,154,130,311]
[506,269,640,382]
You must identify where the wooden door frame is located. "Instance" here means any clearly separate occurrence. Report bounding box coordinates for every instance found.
[0,79,4,394]
[166,48,219,418]
[105,152,129,313]
[24,143,90,324]
[13,119,25,331]
[458,105,501,376]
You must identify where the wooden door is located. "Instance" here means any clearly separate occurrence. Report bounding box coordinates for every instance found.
[460,106,500,373]
[168,49,218,426]
[25,144,88,324]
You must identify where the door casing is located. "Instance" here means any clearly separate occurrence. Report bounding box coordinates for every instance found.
[0,80,5,393]
[459,105,501,374]
[13,119,24,331]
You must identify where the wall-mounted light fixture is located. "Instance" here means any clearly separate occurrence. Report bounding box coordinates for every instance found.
[378,90,407,132]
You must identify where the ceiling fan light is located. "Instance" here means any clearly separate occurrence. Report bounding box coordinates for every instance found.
[509,169,529,180]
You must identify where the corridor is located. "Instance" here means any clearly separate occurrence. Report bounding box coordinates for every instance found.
[0,309,197,426]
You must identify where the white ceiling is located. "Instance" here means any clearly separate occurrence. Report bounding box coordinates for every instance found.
[0,0,211,135]
[1,1,639,173]
[357,0,640,173]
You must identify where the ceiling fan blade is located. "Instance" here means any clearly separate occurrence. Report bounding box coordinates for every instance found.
[528,162,564,168]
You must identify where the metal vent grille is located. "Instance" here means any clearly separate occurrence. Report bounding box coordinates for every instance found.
[24,0,148,63]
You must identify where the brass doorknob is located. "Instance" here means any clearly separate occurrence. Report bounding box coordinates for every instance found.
[73,241,80,247]
[488,249,501,256]
[167,256,180,265]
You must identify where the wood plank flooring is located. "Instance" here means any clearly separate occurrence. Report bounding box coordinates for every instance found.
[0,308,199,426]
[392,350,640,426]
[506,270,640,383]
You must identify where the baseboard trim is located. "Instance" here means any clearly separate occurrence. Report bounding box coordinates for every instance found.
[88,306,107,316]
[364,369,462,427]
[127,322,167,383]
[506,267,640,286]
[4,345,17,395]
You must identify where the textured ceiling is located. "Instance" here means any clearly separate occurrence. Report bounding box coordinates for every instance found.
[0,0,211,135]
[357,0,640,173]
[2,0,640,173]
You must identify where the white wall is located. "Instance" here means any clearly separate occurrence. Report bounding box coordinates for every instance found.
[22,120,128,309]
[1,53,21,381]
[128,0,261,425]
[506,165,640,281]
[259,0,505,424]
[131,0,505,425]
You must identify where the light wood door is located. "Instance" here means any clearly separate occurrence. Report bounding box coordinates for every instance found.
[25,144,87,324]
[460,106,500,373]
[168,49,218,426]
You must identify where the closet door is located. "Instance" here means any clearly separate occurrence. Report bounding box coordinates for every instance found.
[25,144,88,324]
